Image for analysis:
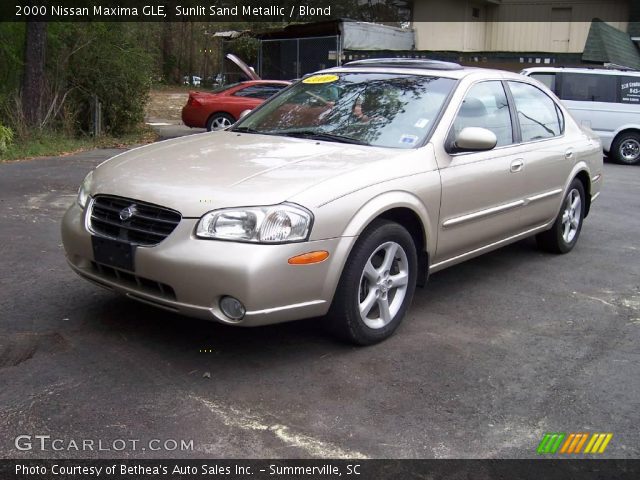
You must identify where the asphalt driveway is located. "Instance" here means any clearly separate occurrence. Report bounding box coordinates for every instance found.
[0,145,638,459]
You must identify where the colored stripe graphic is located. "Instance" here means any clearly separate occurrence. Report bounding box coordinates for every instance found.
[574,433,589,453]
[559,433,575,453]
[560,433,588,454]
[584,433,613,454]
[540,433,613,454]
[537,433,566,454]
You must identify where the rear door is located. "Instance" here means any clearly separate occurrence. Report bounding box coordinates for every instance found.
[506,81,574,229]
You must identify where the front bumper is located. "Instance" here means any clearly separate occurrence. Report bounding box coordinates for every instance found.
[61,203,353,326]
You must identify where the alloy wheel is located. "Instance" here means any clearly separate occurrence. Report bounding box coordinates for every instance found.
[561,188,581,244]
[211,117,232,129]
[358,241,409,329]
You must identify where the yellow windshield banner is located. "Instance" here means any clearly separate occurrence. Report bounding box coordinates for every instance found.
[302,74,339,84]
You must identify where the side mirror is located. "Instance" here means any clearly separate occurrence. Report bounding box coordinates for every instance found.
[239,109,252,120]
[453,127,497,152]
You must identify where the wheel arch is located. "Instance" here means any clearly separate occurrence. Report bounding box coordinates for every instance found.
[574,169,591,218]
[376,208,429,287]
[340,192,435,287]
[611,126,640,147]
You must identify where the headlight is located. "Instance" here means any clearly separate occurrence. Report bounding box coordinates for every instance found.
[196,204,313,243]
[77,171,93,208]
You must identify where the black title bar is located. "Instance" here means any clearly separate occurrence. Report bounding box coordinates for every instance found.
[0,0,634,22]
[2,459,640,480]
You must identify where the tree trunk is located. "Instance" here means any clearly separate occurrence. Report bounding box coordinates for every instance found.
[161,22,177,83]
[22,22,47,128]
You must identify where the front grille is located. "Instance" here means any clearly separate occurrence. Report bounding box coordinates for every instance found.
[90,261,177,301]
[90,195,181,246]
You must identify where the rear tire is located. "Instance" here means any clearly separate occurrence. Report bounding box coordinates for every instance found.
[328,219,417,345]
[206,113,235,131]
[536,179,585,254]
[611,131,640,165]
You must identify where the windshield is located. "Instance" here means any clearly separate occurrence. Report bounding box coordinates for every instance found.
[232,73,455,149]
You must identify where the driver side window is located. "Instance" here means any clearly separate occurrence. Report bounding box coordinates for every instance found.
[451,81,514,148]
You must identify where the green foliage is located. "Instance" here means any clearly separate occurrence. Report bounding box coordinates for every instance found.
[0,124,14,154]
[225,36,260,65]
[0,22,156,138]
[0,23,25,98]
[1,125,157,162]
[56,23,155,135]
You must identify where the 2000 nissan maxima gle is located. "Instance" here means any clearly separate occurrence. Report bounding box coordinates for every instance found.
[62,59,603,344]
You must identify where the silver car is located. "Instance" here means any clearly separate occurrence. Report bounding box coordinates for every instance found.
[62,59,603,345]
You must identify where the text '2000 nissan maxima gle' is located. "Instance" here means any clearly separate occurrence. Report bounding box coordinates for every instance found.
[62,59,603,345]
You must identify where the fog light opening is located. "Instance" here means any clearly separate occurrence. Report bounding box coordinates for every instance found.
[220,296,246,321]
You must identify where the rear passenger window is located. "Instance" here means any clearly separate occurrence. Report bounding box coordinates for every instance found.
[451,81,513,147]
[508,82,563,142]
[559,73,616,102]
[530,73,557,94]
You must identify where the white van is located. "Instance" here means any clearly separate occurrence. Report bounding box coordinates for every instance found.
[521,67,640,164]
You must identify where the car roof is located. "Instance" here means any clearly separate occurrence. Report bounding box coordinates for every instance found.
[317,60,527,82]
[344,58,464,71]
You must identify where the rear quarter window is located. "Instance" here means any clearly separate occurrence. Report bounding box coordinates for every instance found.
[529,73,557,94]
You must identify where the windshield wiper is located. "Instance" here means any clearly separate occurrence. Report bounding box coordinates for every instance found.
[231,126,260,134]
[233,127,285,137]
[278,130,368,145]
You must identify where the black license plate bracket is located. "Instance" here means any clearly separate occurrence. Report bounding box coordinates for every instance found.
[92,236,136,272]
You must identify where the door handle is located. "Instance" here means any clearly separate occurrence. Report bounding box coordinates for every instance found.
[510,159,524,173]
[565,149,574,159]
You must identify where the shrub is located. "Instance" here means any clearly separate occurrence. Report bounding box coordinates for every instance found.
[0,124,14,153]
[59,23,154,136]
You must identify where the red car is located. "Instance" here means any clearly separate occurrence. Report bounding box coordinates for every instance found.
[182,80,291,131]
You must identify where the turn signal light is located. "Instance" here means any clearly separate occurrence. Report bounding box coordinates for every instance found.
[288,251,330,265]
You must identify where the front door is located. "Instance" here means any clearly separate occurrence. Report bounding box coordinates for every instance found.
[434,80,525,263]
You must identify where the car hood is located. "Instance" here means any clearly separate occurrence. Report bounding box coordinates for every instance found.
[90,131,404,217]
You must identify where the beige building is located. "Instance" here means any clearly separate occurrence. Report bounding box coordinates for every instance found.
[412,0,629,53]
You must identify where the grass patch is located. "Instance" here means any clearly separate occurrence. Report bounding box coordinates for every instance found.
[0,125,158,162]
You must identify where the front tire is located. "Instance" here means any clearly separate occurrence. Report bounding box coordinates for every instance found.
[328,220,417,345]
[611,131,640,165]
[536,179,585,253]
[206,113,235,131]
